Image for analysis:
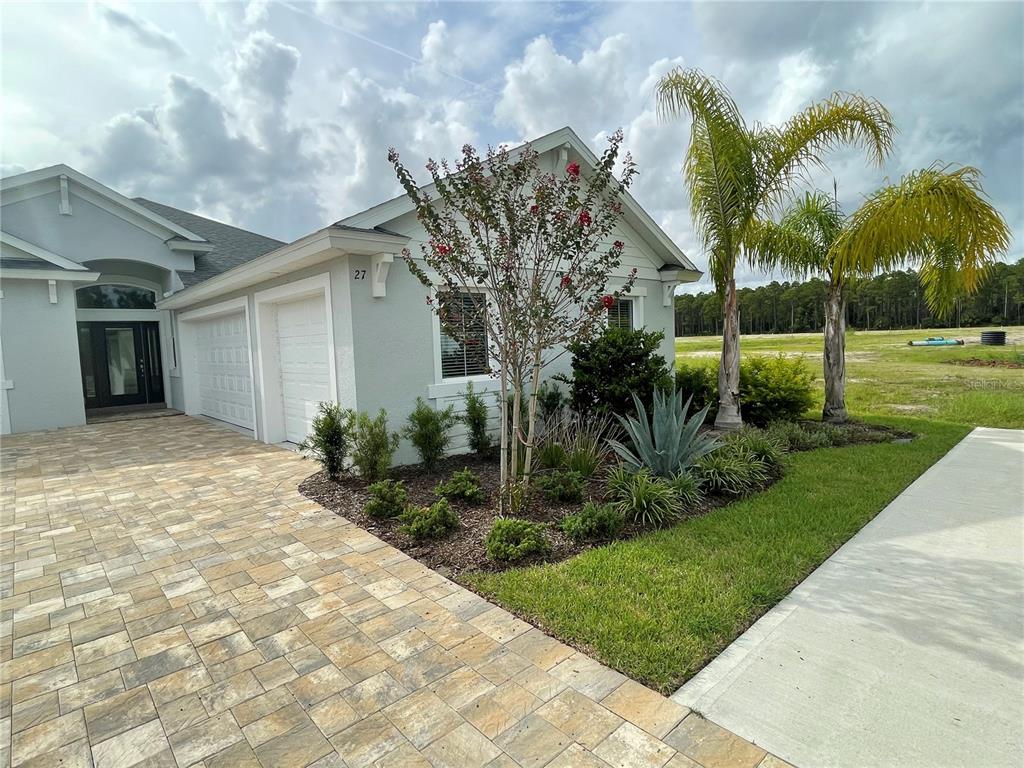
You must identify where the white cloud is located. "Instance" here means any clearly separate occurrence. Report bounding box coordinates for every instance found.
[95,3,185,58]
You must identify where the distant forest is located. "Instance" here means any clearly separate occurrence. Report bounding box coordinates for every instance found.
[674,259,1024,337]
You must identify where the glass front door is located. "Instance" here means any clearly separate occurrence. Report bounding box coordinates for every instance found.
[78,322,164,408]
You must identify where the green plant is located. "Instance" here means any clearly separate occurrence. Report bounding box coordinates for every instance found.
[739,355,816,426]
[675,364,718,422]
[696,445,769,496]
[364,480,407,519]
[725,427,785,470]
[463,382,493,457]
[537,381,566,425]
[764,420,836,452]
[605,468,681,528]
[668,471,704,510]
[399,498,460,540]
[560,502,625,543]
[536,440,569,470]
[539,413,615,479]
[351,410,399,482]
[435,468,486,504]
[608,388,718,478]
[405,398,459,471]
[299,402,353,480]
[563,326,672,416]
[485,518,550,562]
[533,469,585,503]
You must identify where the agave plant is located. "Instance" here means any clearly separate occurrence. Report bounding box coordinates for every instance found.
[607,388,719,478]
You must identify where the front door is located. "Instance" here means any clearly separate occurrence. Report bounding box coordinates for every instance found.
[78,321,164,409]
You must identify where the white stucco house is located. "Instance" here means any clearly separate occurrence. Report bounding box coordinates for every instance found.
[0,127,700,461]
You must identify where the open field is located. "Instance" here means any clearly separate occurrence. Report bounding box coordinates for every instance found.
[675,326,1024,429]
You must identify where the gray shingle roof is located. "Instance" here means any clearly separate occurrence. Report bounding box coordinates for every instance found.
[134,198,284,287]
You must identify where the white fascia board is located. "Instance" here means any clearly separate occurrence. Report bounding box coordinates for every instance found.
[1,268,100,282]
[0,230,90,271]
[0,164,207,243]
[156,227,408,310]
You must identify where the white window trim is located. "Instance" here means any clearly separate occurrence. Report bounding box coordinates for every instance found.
[177,295,258,439]
[607,294,645,331]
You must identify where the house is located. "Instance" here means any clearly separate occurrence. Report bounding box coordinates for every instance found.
[0,127,700,461]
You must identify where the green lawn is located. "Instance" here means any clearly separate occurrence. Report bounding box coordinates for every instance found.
[468,326,1020,694]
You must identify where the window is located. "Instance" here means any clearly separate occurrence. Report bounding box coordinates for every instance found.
[439,292,488,379]
[76,284,156,310]
[607,298,634,330]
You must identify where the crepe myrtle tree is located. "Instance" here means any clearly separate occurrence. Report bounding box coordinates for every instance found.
[388,131,637,511]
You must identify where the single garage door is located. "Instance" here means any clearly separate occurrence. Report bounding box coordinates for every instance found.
[275,295,330,443]
[193,312,253,429]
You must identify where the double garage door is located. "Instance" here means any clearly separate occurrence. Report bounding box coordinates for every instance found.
[191,295,330,443]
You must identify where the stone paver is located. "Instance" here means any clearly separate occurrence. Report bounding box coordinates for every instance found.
[0,416,783,767]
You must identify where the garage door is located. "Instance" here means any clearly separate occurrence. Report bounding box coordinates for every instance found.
[193,312,253,429]
[275,295,330,443]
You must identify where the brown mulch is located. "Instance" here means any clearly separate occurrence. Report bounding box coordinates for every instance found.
[948,357,1023,369]
[297,421,912,577]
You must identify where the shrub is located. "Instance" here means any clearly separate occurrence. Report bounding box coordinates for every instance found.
[696,445,770,496]
[539,412,615,478]
[725,427,785,471]
[536,440,569,470]
[563,326,672,416]
[435,468,486,504]
[300,402,352,479]
[463,382,493,457]
[364,480,407,519]
[608,387,718,478]
[605,468,681,528]
[668,471,704,510]
[351,410,399,482]
[399,498,460,540]
[739,355,815,426]
[675,363,718,422]
[537,380,566,425]
[565,446,603,479]
[765,420,836,452]
[405,398,459,471]
[560,502,625,542]
[485,518,550,562]
[533,469,585,503]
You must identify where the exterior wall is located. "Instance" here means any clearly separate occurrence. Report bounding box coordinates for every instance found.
[0,280,86,432]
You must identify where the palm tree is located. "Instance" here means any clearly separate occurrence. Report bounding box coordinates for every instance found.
[748,166,1010,422]
[656,68,895,429]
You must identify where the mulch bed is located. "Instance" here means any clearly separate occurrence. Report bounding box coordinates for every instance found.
[298,421,912,577]
[948,357,1023,369]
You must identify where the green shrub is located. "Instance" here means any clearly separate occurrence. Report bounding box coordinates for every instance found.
[562,327,672,416]
[605,468,681,528]
[739,355,815,426]
[435,468,486,504]
[539,412,614,478]
[560,502,625,542]
[399,498,460,540]
[462,382,493,457]
[364,480,407,519]
[696,445,770,496]
[351,410,399,482]
[668,471,704,510]
[300,402,352,479]
[536,440,568,470]
[725,427,785,471]
[533,469,585,503]
[485,518,550,562]
[537,381,566,425]
[405,398,459,471]
[764,421,836,452]
[675,364,718,422]
[565,446,603,478]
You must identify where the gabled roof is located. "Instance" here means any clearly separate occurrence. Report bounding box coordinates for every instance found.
[134,199,285,287]
[0,230,92,271]
[337,126,701,277]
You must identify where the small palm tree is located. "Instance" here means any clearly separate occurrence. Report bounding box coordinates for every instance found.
[656,68,895,429]
[748,166,1010,422]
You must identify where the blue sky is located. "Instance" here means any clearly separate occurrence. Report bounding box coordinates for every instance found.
[2,1,1021,289]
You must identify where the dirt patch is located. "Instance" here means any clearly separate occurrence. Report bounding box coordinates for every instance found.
[948,357,1023,369]
[889,403,935,414]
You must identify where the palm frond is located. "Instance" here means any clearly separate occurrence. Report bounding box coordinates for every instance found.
[744,218,827,278]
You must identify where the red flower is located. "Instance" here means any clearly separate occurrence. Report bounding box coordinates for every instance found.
[601,294,615,309]
[566,161,580,178]
[578,210,592,227]
[433,243,451,255]
[614,240,624,249]
[425,295,434,306]
[530,204,539,215]
[560,275,572,288]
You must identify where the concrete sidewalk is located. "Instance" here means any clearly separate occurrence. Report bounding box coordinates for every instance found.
[673,427,1024,768]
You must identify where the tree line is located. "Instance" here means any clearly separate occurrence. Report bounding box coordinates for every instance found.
[675,258,1023,337]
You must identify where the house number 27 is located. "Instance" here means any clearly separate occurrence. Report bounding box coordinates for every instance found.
[353,269,367,280]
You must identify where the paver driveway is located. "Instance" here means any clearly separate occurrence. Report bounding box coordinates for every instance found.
[1,416,784,768]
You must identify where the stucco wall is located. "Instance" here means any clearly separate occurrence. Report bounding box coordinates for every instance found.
[0,280,86,432]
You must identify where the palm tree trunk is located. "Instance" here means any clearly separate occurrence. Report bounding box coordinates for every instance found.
[822,281,848,423]
[715,278,742,430]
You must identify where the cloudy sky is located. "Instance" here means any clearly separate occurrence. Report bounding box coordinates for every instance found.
[2,1,1021,289]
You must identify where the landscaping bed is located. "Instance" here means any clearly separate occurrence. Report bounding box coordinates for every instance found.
[948,356,1023,369]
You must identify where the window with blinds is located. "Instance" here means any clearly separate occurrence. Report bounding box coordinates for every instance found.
[439,292,488,378]
[607,298,634,330]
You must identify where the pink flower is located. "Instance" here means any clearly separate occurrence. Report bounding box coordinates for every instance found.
[433,242,451,255]
[530,204,539,215]
[601,294,615,309]
[566,161,580,178]
[578,210,592,227]
[614,240,624,249]
[560,275,572,288]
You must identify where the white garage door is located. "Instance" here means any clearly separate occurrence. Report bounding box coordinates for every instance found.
[275,295,330,443]
[193,312,253,429]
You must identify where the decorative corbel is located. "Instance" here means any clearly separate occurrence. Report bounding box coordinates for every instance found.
[662,282,680,307]
[48,280,58,304]
[59,175,72,215]
[370,252,394,298]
